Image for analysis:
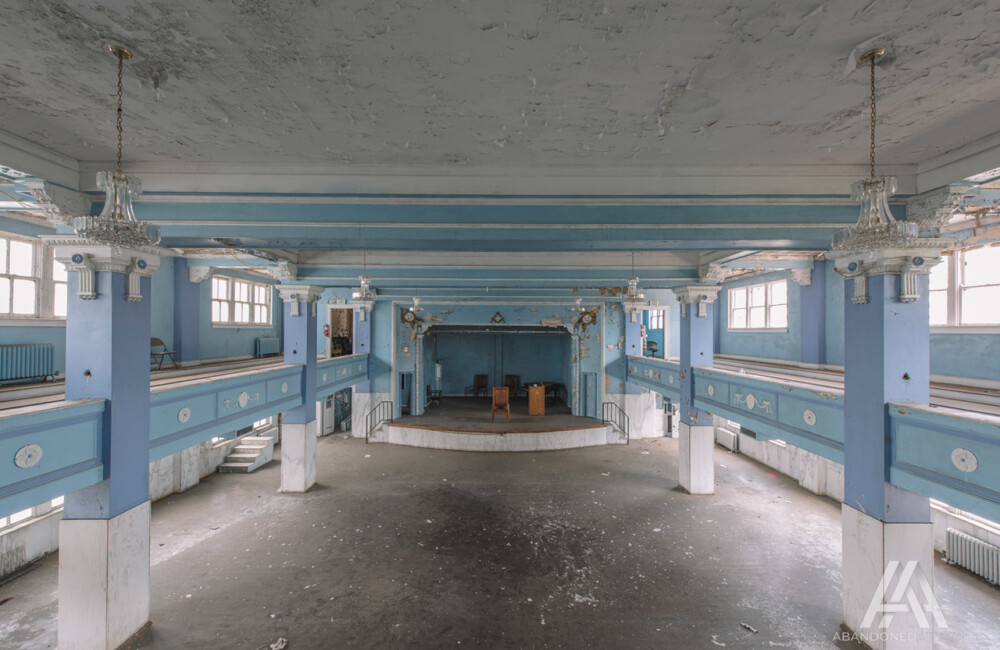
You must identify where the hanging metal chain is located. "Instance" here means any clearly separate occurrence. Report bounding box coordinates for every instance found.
[116,49,124,176]
[868,52,876,179]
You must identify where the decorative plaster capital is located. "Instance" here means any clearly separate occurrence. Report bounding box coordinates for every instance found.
[832,240,953,304]
[698,263,739,284]
[277,284,325,317]
[41,235,163,301]
[268,260,298,281]
[906,184,974,235]
[787,268,812,286]
[671,285,722,318]
[23,181,91,226]
[188,265,214,283]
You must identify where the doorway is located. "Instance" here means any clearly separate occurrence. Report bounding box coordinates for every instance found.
[327,307,354,357]
[582,372,598,419]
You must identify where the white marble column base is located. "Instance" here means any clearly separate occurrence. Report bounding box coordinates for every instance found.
[58,500,151,650]
[281,420,317,493]
[678,422,714,494]
[842,505,936,650]
[351,391,391,439]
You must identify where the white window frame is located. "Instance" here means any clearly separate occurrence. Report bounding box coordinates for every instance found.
[210,275,274,329]
[0,233,65,324]
[0,496,63,532]
[727,279,788,331]
[930,245,1000,333]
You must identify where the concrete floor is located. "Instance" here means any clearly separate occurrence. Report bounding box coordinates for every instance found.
[2,436,999,649]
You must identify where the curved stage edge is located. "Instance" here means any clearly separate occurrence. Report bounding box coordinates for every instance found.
[368,422,623,452]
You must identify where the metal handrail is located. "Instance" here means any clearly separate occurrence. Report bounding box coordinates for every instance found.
[602,402,630,444]
[366,400,393,443]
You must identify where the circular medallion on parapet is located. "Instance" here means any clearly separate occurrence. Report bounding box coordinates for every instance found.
[707,384,715,397]
[14,444,42,469]
[322,373,328,382]
[746,394,757,409]
[357,363,364,373]
[668,375,674,384]
[281,382,288,394]
[803,409,817,426]
[237,391,250,408]
[177,407,191,423]
[951,448,978,473]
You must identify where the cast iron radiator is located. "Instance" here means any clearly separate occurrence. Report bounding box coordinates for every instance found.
[0,343,55,383]
[946,528,999,585]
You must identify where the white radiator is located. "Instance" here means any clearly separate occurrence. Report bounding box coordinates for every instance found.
[946,528,1000,585]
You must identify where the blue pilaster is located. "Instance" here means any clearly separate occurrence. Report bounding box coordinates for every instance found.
[799,265,826,365]
[413,330,425,416]
[678,302,715,426]
[354,310,372,393]
[172,257,201,364]
[843,273,931,521]
[282,294,319,425]
[63,271,152,519]
[624,312,642,395]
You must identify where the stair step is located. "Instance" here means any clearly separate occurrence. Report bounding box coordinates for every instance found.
[226,452,260,460]
[233,445,266,453]
[218,462,254,473]
[241,436,274,443]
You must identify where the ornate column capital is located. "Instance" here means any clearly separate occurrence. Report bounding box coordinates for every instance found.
[832,240,953,304]
[787,268,812,286]
[277,284,325,317]
[267,260,298,282]
[42,235,163,301]
[188,265,214,283]
[698,263,739,284]
[23,181,91,227]
[906,184,975,235]
[671,285,722,318]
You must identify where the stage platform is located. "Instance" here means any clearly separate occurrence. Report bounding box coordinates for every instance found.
[372,396,622,452]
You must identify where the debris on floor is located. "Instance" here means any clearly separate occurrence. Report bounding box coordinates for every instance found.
[740,622,758,633]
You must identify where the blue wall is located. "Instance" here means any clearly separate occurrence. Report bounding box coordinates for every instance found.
[150,256,175,350]
[431,331,568,395]
[719,271,802,361]
[198,273,282,360]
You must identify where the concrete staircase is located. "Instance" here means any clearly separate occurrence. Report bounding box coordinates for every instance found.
[218,435,276,473]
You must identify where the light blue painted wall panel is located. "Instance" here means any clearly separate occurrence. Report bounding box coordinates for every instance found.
[0,399,105,518]
[0,326,67,374]
[199,281,282,360]
[150,256,175,350]
[719,271,801,362]
[930,333,1000,381]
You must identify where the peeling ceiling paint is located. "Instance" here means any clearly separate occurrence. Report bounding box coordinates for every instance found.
[0,0,997,172]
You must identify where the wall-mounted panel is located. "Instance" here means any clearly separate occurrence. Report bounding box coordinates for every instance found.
[0,399,105,518]
[693,367,844,463]
[626,355,681,397]
[316,353,370,399]
[149,365,304,461]
[889,403,1000,523]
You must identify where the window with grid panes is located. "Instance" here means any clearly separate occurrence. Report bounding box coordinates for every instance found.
[0,236,38,316]
[929,245,1000,327]
[728,280,788,330]
[211,276,273,327]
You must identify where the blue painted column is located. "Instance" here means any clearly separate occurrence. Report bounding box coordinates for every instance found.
[51,241,163,649]
[277,285,324,492]
[835,246,948,648]
[624,307,642,395]
[672,286,721,494]
[172,258,204,364]
[795,265,826,365]
[413,329,425,416]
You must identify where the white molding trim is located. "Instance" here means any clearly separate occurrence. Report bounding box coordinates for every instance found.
[147,219,851,230]
[0,128,80,190]
[0,317,66,327]
[917,129,1000,193]
[931,325,1000,335]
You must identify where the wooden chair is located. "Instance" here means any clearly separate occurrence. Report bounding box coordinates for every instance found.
[473,374,488,397]
[426,384,442,407]
[150,337,178,370]
[504,374,520,397]
[491,387,510,423]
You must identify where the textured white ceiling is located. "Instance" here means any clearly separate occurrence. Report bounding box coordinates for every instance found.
[1,0,998,172]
